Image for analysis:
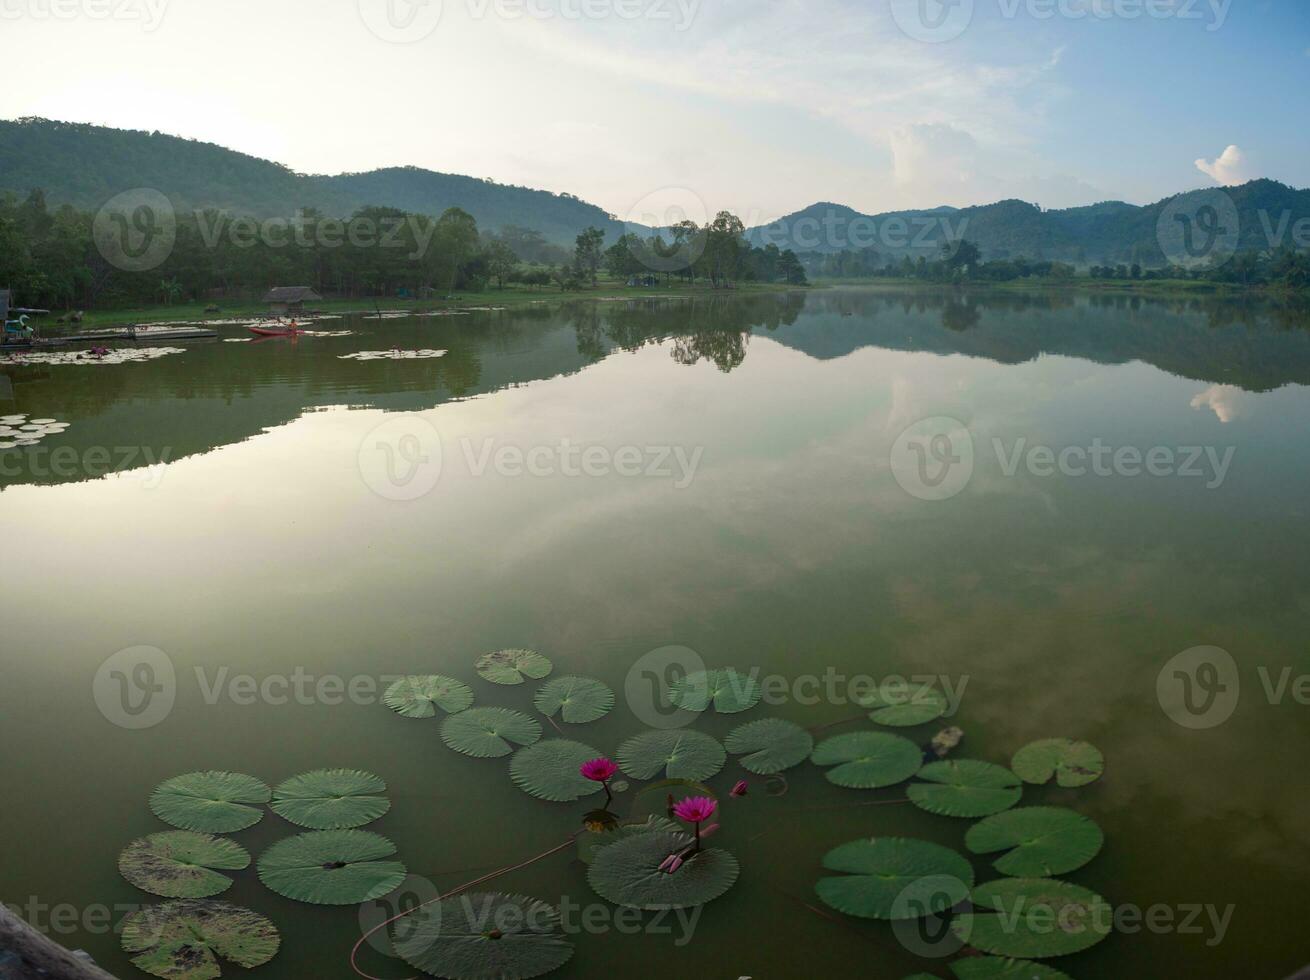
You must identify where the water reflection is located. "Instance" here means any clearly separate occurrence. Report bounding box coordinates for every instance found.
[2,287,1309,489]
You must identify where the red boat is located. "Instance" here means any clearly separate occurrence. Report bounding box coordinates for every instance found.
[248,321,303,338]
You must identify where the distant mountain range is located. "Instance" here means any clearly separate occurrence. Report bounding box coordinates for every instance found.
[3,117,1308,264]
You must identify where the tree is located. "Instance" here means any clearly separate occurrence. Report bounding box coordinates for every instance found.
[574,227,606,285]
[484,239,517,290]
[778,250,808,285]
[703,211,746,287]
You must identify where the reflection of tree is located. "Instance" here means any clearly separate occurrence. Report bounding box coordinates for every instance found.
[941,300,981,332]
[671,331,749,372]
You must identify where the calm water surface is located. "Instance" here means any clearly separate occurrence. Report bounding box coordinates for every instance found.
[2,287,1309,979]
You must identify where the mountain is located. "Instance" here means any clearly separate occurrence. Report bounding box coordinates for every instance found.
[0,117,625,245]
[748,182,1310,266]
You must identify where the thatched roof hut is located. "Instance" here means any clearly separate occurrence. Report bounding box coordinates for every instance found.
[262,286,322,314]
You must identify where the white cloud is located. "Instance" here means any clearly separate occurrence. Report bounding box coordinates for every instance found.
[1195,145,1252,186]
[1190,385,1243,424]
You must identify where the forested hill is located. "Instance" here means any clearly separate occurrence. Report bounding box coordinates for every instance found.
[0,118,626,244]
[748,182,1310,266]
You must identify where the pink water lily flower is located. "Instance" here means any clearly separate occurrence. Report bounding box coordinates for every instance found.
[579,758,618,782]
[662,854,685,874]
[731,780,749,798]
[673,797,717,823]
[698,823,721,841]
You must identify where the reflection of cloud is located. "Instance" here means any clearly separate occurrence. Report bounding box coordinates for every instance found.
[1195,145,1252,186]
[1190,385,1242,423]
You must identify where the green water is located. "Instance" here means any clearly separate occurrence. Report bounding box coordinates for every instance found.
[2,287,1309,979]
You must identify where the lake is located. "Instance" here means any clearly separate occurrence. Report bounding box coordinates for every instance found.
[2,286,1308,980]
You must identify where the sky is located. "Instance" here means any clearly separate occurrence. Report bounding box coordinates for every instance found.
[1,0,1308,223]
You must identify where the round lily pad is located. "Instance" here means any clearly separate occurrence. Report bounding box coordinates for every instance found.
[668,668,762,714]
[150,772,272,833]
[951,958,1074,979]
[533,676,615,724]
[510,740,605,802]
[811,732,923,789]
[384,675,474,718]
[121,900,280,980]
[119,832,250,899]
[815,837,974,921]
[1011,739,1104,788]
[257,830,406,905]
[588,830,739,910]
[724,718,814,774]
[859,681,950,727]
[271,769,390,830]
[952,878,1113,959]
[395,892,574,980]
[966,807,1105,878]
[476,649,553,686]
[616,729,726,782]
[441,708,542,758]
[908,760,1023,818]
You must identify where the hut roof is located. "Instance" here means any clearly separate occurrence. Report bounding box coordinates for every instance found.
[262,286,322,304]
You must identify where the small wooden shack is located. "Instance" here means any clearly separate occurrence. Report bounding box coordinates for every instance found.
[262,286,322,315]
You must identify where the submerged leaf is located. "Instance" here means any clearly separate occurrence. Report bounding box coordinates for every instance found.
[588,830,739,910]
[951,957,1074,979]
[119,832,250,899]
[908,760,1023,819]
[859,681,950,727]
[121,900,279,980]
[1011,739,1104,788]
[810,732,923,789]
[395,892,574,980]
[669,668,762,714]
[476,650,553,686]
[815,837,973,921]
[533,676,615,724]
[724,718,814,775]
[510,740,605,802]
[384,675,474,718]
[966,807,1105,878]
[616,730,726,782]
[271,769,390,830]
[952,878,1113,959]
[257,830,406,905]
[441,708,542,759]
[149,772,272,833]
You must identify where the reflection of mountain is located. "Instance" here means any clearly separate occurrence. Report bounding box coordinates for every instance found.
[3,288,1309,489]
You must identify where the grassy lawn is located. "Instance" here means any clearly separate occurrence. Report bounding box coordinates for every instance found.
[810,276,1266,295]
[54,281,804,329]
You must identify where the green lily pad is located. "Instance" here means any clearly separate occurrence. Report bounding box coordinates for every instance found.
[724,718,814,775]
[668,668,762,714]
[119,832,250,899]
[533,676,614,724]
[1011,739,1104,788]
[952,958,1075,979]
[476,649,553,686]
[578,815,680,865]
[395,892,574,980]
[588,830,739,910]
[150,772,272,833]
[616,730,726,782]
[810,732,923,789]
[952,878,1112,959]
[270,769,390,830]
[859,681,951,727]
[120,900,279,980]
[384,675,474,718]
[966,807,1105,878]
[908,760,1023,818]
[815,837,974,921]
[257,830,406,905]
[510,740,605,802]
[441,708,542,758]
